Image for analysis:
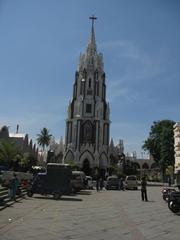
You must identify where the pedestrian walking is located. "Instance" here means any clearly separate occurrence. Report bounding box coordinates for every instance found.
[119,178,125,191]
[100,178,104,190]
[9,173,19,201]
[141,176,148,201]
[168,177,171,187]
[96,178,100,192]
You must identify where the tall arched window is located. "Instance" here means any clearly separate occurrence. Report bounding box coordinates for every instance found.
[88,78,91,88]
[96,81,99,96]
[81,121,95,143]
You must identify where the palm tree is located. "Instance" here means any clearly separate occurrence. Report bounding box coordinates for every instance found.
[36,128,52,151]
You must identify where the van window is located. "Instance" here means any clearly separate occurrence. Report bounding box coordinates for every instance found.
[73,174,81,180]
[127,176,137,180]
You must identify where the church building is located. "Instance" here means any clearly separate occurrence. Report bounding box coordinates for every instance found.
[64,17,110,176]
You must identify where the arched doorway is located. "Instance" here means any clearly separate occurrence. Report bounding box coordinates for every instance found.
[82,159,91,176]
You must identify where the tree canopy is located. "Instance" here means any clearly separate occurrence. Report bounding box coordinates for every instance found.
[0,139,38,171]
[37,128,52,151]
[0,140,19,167]
[142,120,175,177]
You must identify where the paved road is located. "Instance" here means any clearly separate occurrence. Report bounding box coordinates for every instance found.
[0,187,179,240]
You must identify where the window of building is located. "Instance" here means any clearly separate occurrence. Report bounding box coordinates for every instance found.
[88,78,91,88]
[86,104,92,113]
[96,81,99,96]
[87,89,92,95]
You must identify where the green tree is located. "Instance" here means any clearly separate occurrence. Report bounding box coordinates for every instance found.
[0,140,20,168]
[37,128,52,151]
[142,120,175,180]
[64,159,79,170]
[18,153,37,171]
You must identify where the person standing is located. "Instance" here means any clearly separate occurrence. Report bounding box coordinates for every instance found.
[119,178,125,191]
[9,173,19,201]
[168,177,171,187]
[100,178,104,190]
[96,178,100,192]
[141,177,148,201]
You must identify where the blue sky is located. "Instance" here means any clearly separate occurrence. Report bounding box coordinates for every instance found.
[0,0,179,157]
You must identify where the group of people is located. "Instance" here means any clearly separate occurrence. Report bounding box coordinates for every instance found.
[96,178,104,191]
[8,173,148,201]
[95,175,148,201]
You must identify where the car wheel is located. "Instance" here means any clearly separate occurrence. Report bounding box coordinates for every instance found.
[168,201,179,213]
[27,190,33,197]
[163,195,167,201]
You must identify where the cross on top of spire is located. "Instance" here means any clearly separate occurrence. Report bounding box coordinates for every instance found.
[86,15,97,56]
[89,15,97,28]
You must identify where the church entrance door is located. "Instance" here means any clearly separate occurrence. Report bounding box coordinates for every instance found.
[82,159,91,176]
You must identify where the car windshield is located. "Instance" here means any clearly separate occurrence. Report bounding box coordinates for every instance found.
[108,178,118,182]
[86,177,92,180]
[127,176,136,180]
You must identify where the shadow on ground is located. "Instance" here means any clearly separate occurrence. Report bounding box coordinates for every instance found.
[76,190,92,195]
[32,195,83,201]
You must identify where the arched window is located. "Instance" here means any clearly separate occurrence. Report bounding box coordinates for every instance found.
[94,70,98,80]
[134,162,141,169]
[81,121,94,144]
[83,69,87,79]
[142,163,149,169]
[151,162,158,169]
[88,78,91,88]
[96,81,99,96]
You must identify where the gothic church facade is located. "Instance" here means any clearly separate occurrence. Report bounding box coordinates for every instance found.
[64,18,110,175]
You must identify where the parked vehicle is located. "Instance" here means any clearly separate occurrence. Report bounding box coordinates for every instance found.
[31,166,46,175]
[71,171,87,192]
[168,191,180,213]
[106,176,119,190]
[125,175,138,190]
[86,176,94,189]
[0,165,8,174]
[27,163,72,199]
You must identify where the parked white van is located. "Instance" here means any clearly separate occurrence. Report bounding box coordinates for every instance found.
[125,175,138,190]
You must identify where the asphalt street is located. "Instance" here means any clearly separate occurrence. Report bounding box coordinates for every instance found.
[0,186,179,240]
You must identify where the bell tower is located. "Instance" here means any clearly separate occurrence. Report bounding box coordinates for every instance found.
[64,16,110,176]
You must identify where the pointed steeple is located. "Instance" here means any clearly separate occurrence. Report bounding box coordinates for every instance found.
[87,15,97,55]
[109,138,114,149]
[78,15,104,72]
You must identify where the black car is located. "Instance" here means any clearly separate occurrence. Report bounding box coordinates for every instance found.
[106,176,119,190]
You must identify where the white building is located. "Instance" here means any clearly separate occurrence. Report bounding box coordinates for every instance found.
[174,122,180,184]
[64,17,110,176]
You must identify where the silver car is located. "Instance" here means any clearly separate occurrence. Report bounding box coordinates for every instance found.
[125,175,138,190]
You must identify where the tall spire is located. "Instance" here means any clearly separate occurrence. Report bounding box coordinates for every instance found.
[79,15,104,71]
[87,15,97,55]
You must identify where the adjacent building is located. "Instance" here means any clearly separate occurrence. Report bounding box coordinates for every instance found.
[0,125,38,158]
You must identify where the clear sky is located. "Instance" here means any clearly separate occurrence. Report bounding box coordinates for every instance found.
[0,0,179,157]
